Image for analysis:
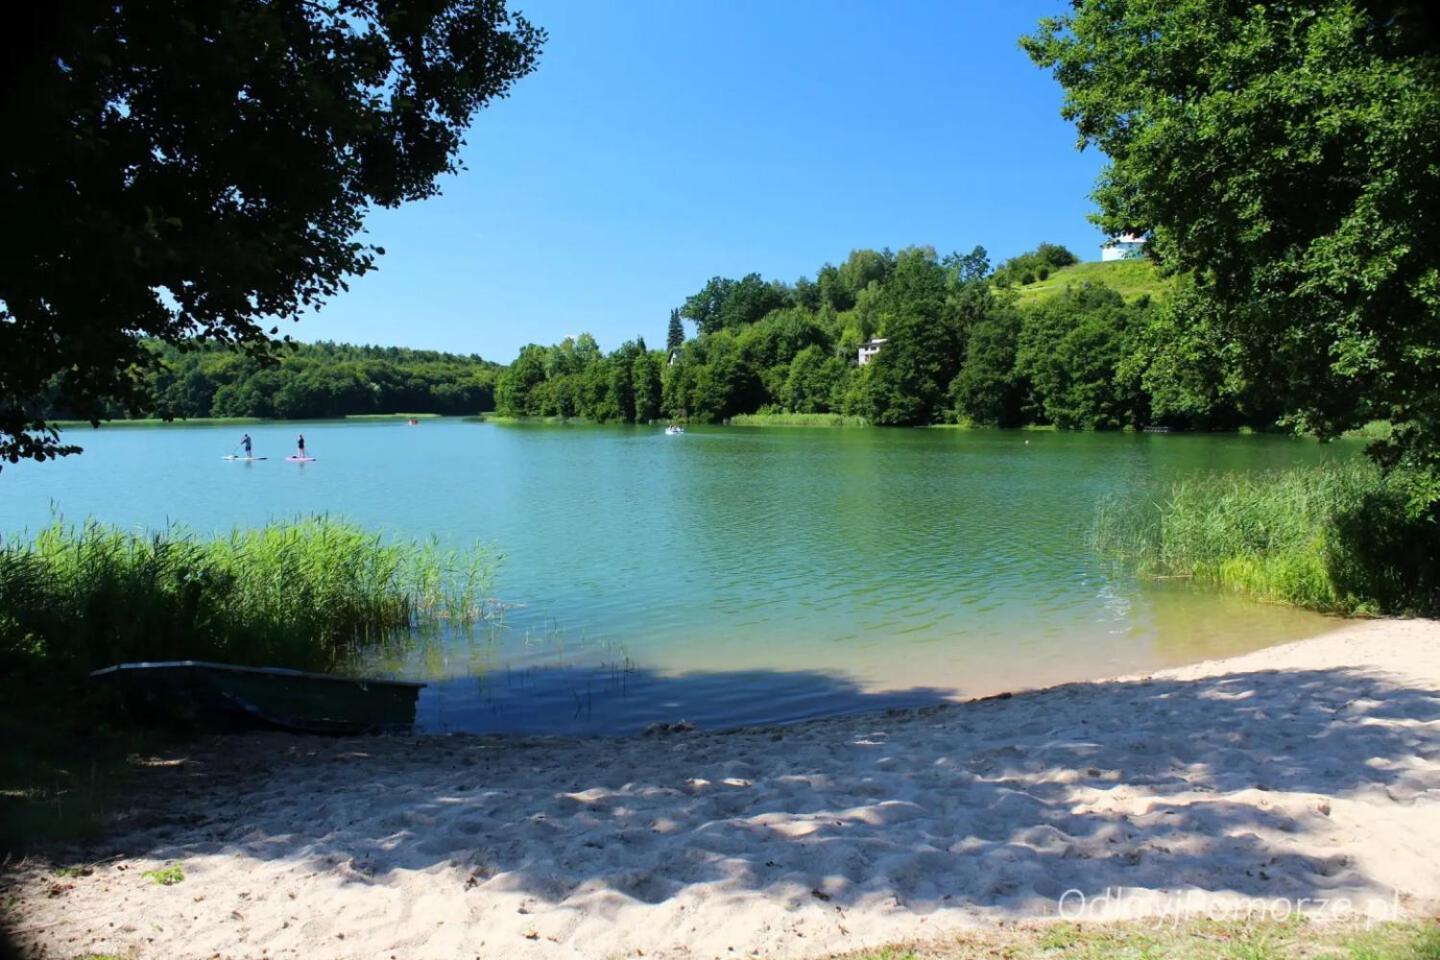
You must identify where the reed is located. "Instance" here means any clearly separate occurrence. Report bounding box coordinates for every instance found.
[0,517,497,675]
[1094,460,1439,616]
[728,412,871,427]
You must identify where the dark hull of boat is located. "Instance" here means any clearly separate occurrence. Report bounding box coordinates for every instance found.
[90,661,423,735]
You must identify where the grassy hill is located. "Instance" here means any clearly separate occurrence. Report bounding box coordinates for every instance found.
[1007,258,1172,304]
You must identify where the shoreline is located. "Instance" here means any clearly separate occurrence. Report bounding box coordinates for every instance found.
[6,617,1438,959]
[48,412,465,429]
[45,413,1385,442]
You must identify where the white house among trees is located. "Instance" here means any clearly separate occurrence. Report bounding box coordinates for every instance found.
[858,338,887,366]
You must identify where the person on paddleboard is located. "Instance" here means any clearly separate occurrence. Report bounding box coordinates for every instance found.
[240,434,252,457]
[296,434,306,458]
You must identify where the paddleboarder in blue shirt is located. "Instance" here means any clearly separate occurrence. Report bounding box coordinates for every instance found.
[240,434,253,457]
[296,434,306,458]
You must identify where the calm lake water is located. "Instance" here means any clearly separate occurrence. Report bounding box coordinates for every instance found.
[1,420,1356,734]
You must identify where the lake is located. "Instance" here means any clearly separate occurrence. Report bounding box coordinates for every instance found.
[0,420,1356,734]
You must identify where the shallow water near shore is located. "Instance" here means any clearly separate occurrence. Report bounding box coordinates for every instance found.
[0,419,1356,733]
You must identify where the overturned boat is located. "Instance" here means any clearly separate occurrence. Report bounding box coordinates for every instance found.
[90,660,423,735]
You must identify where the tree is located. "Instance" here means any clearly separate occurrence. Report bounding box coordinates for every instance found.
[1120,284,1275,431]
[666,310,685,353]
[633,352,662,423]
[496,345,549,417]
[1015,284,1149,430]
[679,273,789,335]
[943,246,991,287]
[1,1,544,464]
[861,248,966,425]
[949,306,1025,427]
[662,353,695,420]
[835,250,895,308]
[782,346,845,414]
[679,278,736,335]
[1025,0,1440,476]
[735,309,829,371]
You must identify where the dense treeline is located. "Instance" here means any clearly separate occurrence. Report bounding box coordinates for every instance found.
[496,243,1273,431]
[495,335,665,422]
[49,341,501,421]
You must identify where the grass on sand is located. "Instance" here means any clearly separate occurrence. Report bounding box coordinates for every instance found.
[843,919,1439,960]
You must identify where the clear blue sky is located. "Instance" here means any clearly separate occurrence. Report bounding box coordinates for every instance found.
[297,0,1106,361]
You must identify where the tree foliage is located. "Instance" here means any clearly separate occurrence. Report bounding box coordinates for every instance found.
[666,310,685,353]
[950,306,1025,427]
[679,274,791,336]
[45,341,502,421]
[495,336,666,422]
[1,0,544,464]
[1024,0,1440,476]
[1016,286,1150,430]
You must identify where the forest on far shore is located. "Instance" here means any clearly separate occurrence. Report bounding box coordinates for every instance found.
[495,242,1280,431]
[45,341,501,422]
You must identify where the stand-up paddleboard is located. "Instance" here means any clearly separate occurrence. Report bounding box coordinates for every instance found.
[223,455,268,461]
[285,456,317,462]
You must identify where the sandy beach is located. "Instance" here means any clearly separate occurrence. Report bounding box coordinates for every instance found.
[5,618,1439,959]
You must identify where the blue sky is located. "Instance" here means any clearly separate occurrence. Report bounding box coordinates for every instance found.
[297,1,1106,360]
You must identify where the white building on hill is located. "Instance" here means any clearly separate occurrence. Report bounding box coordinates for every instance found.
[858,338,887,366]
[1101,233,1146,262]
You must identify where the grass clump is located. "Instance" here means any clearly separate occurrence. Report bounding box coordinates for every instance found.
[141,864,184,886]
[0,516,495,675]
[728,412,871,427]
[1094,460,1439,616]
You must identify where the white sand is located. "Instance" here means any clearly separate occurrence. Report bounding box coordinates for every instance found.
[7,618,1439,959]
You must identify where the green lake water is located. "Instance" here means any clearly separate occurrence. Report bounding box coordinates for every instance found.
[0,420,1357,734]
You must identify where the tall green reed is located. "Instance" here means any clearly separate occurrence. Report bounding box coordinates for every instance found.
[728,412,871,427]
[1093,460,1439,616]
[0,517,498,674]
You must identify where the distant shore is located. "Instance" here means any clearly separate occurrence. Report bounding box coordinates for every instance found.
[8,617,1438,960]
[44,412,1389,442]
[49,412,459,428]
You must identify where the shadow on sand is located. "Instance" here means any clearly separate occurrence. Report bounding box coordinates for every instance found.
[7,661,1438,954]
[415,661,959,734]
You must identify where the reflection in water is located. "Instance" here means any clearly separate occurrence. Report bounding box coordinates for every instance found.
[1,421,1356,734]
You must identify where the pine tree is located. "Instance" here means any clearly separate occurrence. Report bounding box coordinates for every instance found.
[666,309,685,353]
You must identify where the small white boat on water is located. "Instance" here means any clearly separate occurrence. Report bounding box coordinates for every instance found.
[665,425,685,436]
